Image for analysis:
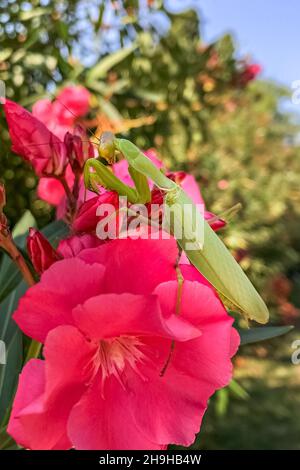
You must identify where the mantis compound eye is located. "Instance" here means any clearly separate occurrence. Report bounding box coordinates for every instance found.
[98,131,116,164]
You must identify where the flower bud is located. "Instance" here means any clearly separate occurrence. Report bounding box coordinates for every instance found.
[73,191,119,233]
[27,228,61,275]
[65,126,94,173]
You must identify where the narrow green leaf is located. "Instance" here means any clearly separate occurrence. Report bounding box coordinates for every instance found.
[238,325,294,345]
[228,379,249,399]
[0,219,68,304]
[12,210,36,238]
[19,7,51,21]
[215,388,229,417]
[0,281,26,423]
[87,45,136,81]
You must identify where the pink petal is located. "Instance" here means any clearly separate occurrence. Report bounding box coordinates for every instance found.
[57,234,102,258]
[154,280,239,386]
[55,86,90,125]
[78,238,179,295]
[123,360,211,447]
[7,360,71,450]
[113,149,162,188]
[73,293,201,341]
[37,177,66,206]
[43,325,96,401]
[13,258,105,342]
[37,165,74,207]
[67,374,162,450]
[180,174,204,206]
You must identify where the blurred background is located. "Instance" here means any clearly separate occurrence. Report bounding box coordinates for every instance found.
[0,0,300,449]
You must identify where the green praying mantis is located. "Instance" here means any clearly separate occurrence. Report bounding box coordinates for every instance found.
[84,132,269,325]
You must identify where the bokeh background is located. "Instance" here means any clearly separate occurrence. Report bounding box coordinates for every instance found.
[1,0,300,449]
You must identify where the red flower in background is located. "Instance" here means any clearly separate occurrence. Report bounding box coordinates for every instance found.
[32,85,91,140]
[238,63,262,86]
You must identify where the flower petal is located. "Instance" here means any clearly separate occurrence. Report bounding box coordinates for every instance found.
[73,293,201,341]
[154,280,239,385]
[79,238,179,295]
[7,360,71,450]
[67,374,162,450]
[4,99,66,176]
[13,258,105,342]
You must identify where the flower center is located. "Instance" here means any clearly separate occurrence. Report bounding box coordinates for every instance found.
[89,336,147,394]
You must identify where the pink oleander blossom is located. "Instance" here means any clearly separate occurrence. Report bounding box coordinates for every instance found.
[32,85,91,140]
[8,237,239,450]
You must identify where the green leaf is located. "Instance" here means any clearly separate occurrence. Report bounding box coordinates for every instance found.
[0,211,36,304]
[228,379,249,399]
[19,7,51,21]
[215,388,229,417]
[238,326,294,345]
[0,281,27,423]
[12,210,36,239]
[133,88,166,103]
[0,219,68,304]
[97,97,124,122]
[41,219,69,248]
[0,49,12,62]
[86,45,136,81]
[0,425,17,449]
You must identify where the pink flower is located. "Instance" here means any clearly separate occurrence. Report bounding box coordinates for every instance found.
[32,86,91,140]
[54,86,91,126]
[27,228,61,275]
[8,237,239,449]
[4,100,67,177]
[239,63,262,85]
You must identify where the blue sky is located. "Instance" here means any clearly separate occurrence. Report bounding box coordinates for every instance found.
[165,0,300,113]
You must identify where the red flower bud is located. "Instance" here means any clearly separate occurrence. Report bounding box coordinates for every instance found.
[73,192,120,233]
[64,126,94,172]
[27,228,61,275]
[4,99,68,177]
